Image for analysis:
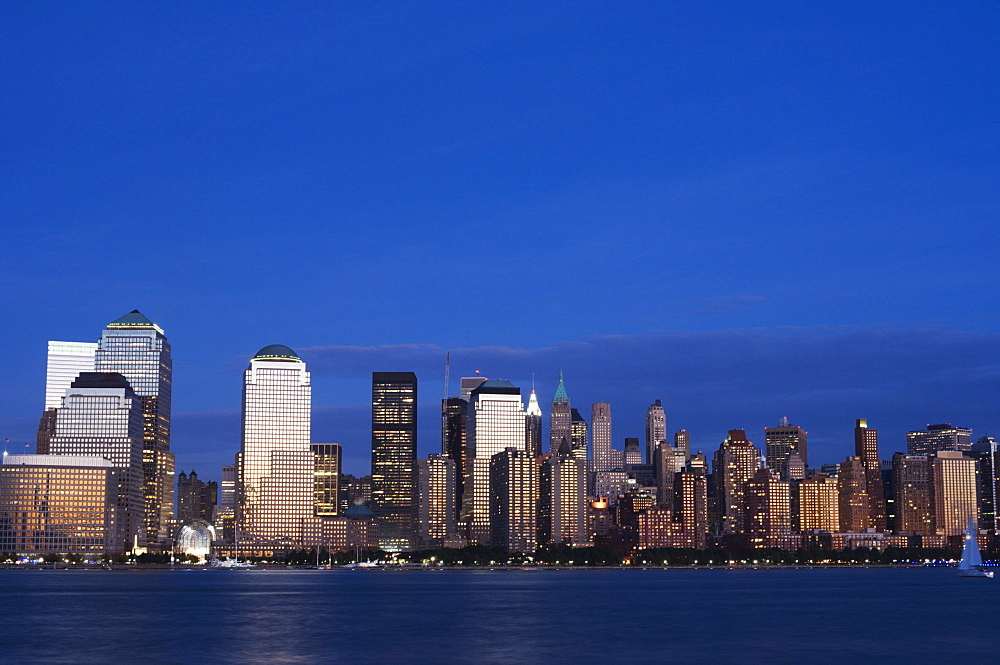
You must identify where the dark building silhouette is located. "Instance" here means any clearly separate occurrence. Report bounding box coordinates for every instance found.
[371,372,418,551]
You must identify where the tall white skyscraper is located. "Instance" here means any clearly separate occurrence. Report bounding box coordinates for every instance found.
[645,400,666,464]
[239,344,314,545]
[467,380,526,545]
[44,341,97,410]
[590,402,613,472]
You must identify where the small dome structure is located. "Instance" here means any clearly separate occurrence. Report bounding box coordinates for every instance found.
[175,520,217,561]
[252,344,301,362]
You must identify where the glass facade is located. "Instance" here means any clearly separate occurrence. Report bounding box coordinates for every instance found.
[489,448,538,553]
[418,454,456,545]
[0,455,124,555]
[95,311,173,546]
[239,347,314,546]
[371,372,418,551]
[312,443,342,517]
[44,341,98,410]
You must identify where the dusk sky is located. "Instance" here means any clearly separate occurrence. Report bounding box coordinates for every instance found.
[2,3,998,478]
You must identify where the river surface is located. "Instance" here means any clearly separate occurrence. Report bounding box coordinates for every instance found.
[0,567,996,664]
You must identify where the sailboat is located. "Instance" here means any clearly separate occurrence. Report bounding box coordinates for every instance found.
[958,517,993,578]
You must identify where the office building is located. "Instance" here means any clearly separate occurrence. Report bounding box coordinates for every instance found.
[570,408,588,461]
[590,402,613,472]
[931,451,978,537]
[765,417,808,480]
[674,429,691,461]
[238,345,314,547]
[906,423,973,455]
[418,454,458,547]
[970,436,999,533]
[623,437,643,466]
[442,397,470,520]
[489,448,537,553]
[467,380,526,544]
[220,464,236,507]
[0,455,130,555]
[838,456,870,532]
[538,453,588,546]
[645,400,666,465]
[176,470,218,522]
[94,310,174,547]
[795,476,840,532]
[549,372,572,455]
[712,430,759,535]
[746,469,793,549]
[43,341,99,411]
[893,453,934,535]
[312,443,342,517]
[854,419,887,530]
[371,372,418,551]
[459,375,487,403]
[525,390,543,458]
[674,469,708,548]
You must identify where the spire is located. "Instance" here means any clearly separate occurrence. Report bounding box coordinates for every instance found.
[553,371,569,404]
[526,389,542,416]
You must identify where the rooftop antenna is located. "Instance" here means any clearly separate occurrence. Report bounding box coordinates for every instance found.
[443,352,450,399]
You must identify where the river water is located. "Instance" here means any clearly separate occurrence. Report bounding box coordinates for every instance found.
[0,567,996,664]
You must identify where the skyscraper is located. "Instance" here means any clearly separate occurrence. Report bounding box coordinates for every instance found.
[239,345,313,546]
[590,402,613,473]
[795,476,840,532]
[94,310,173,546]
[525,390,543,458]
[371,372,418,551]
[931,451,978,537]
[441,396,469,521]
[645,400,666,465]
[712,430,759,535]
[764,417,808,480]
[570,408,588,461]
[745,469,792,549]
[854,419,887,530]
[549,372,571,455]
[906,423,973,455]
[467,380,526,545]
[311,443,342,517]
[538,453,588,547]
[970,436,999,533]
[838,456,870,532]
[623,437,643,466]
[892,453,934,535]
[176,469,218,522]
[674,429,691,461]
[418,453,457,547]
[489,447,538,553]
[43,341,98,410]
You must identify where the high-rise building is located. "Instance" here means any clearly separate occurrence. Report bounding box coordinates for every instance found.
[623,437,643,466]
[0,454,131,555]
[441,396,469,520]
[459,375,487,403]
[590,403,613,473]
[854,419,887,530]
[467,380,526,545]
[645,400,666,465]
[220,464,236,507]
[371,372,418,551]
[489,447,537,552]
[538,453,588,547]
[37,341,99,453]
[549,372,572,455]
[764,417,808,480]
[795,476,840,532]
[745,469,793,549]
[674,429,691,461]
[176,470,218,522]
[94,310,174,547]
[712,430,759,535]
[970,436,999,533]
[311,443,342,517]
[906,423,973,456]
[570,408,588,461]
[838,456,870,532]
[674,468,709,548]
[44,372,145,548]
[892,453,934,535]
[238,345,314,547]
[525,390,543,458]
[418,453,457,547]
[653,442,686,506]
[931,451,978,537]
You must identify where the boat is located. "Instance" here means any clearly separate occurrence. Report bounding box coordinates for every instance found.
[958,517,993,578]
[211,559,256,569]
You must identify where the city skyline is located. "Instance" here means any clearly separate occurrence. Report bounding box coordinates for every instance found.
[1,4,998,479]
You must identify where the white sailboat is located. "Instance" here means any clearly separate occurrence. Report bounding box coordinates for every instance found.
[958,517,993,578]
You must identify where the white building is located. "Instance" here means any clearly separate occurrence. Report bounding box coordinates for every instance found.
[467,380,526,545]
[44,341,97,410]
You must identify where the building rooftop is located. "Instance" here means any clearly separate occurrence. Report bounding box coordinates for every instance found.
[106,309,163,333]
[252,344,301,362]
[70,372,133,390]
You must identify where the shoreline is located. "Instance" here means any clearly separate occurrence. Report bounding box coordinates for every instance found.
[0,562,961,571]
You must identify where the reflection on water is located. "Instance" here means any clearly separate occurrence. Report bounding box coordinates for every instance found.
[0,568,997,664]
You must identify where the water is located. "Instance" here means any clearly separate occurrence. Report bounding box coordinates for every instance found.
[1,567,996,664]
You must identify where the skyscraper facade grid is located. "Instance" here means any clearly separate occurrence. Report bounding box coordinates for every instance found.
[371,371,418,551]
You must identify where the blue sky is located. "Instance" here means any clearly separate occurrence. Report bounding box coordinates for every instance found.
[1,3,998,477]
